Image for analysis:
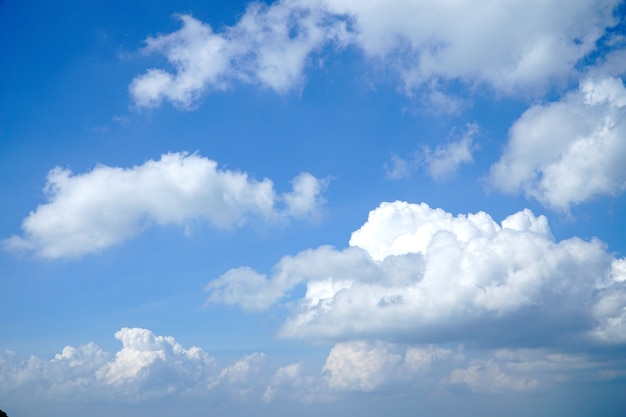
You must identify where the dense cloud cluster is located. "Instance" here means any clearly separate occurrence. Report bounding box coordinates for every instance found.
[2,153,325,258]
[207,201,626,345]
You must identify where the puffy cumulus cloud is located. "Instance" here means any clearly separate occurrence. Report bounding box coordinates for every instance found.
[0,343,111,399]
[3,152,326,259]
[320,342,626,395]
[131,0,621,107]
[261,341,457,400]
[319,0,619,94]
[282,172,328,219]
[130,4,351,108]
[2,334,624,404]
[322,341,453,392]
[489,76,626,210]
[96,328,215,398]
[0,328,273,403]
[206,200,626,347]
[323,341,403,391]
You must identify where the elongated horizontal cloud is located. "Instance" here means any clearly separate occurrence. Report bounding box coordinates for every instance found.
[0,327,266,402]
[319,0,618,94]
[489,76,626,210]
[322,341,454,392]
[3,152,326,258]
[130,0,620,108]
[1,329,623,403]
[206,200,626,346]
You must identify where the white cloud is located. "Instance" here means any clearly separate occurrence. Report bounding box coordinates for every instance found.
[323,341,403,391]
[282,172,328,219]
[385,123,478,181]
[2,330,623,404]
[320,0,618,95]
[206,200,626,347]
[0,328,272,403]
[0,343,111,399]
[319,342,626,395]
[0,328,217,401]
[97,328,215,393]
[384,153,418,180]
[322,341,453,392]
[422,123,478,180]
[263,363,304,402]
[207,352,266,399]
[262,363,326,403]
[448,360,539,393]
[489,76,626,210]
[3,152,326,259]
[131,0,621,107]
[130,4,351,108]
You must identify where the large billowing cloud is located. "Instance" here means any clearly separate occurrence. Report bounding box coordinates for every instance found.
[206,200,626,346]
[2,152,326,259]
[130,0,621,108]
[489,76,626,210]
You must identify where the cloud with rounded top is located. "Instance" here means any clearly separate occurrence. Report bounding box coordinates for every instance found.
[2,152,326,259]
[489,76,626,210]
[206,200,626,347]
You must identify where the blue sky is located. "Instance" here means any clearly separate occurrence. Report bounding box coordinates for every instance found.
[1,0,626,416]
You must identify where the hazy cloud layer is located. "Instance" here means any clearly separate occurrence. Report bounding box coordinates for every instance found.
[489,76,626,210]
[2,328,624,404]
[131,0,621,107]
[206,200,626,346]
[3,152,326,259]
[0,328,261,402]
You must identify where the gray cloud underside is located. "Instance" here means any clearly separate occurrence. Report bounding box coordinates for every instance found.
[206,201,626,347]
[2,328,625,403]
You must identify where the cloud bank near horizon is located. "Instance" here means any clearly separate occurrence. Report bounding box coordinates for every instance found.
[2,327,625,405]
